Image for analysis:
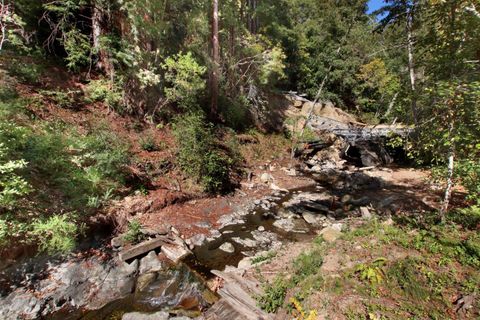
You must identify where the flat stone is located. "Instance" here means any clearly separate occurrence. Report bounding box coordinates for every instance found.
[122,311,169,320]
[119,238,166,262]
[319,227,342,243]
[302,212,322,226]
[161,238,191,263]
[232,237,257,248]
[219,242,235,253]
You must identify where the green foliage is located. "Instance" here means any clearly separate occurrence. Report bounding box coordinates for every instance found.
[257,277,288,313]
[163,52,207,111]
[123,219,144,244]
[252,251,277,265]
[355,258,387,285]
[139,136,159,152]
[173,113,236,194]
[40,89,83,109]
[292,248,324,284]
[450,206,480,230]
[218,95,252,132]
[84,79,124,111]
[0,143,30,209]
[6,61,44,84]
[386,258,430,300]
[31,214,82,253]
[63,29,91,70]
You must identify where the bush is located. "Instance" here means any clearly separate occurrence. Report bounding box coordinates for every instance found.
[0,144,30,209]
[40,89,84,109]
[31,214,82,253]
[123,219,145,244]
[173,112,236,194]
[257,277,288,313]
[6,61,44,84]
[163,52,207,111]
[84,79,124,112]
[219,95,252,132]
[450,206,480,230]
[139,136,159,152]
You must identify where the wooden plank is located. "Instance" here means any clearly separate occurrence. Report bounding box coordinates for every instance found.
[118,237,166,261]
[211,270,272,320]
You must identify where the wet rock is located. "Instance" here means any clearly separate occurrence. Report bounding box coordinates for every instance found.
[139,251,165,274]
[232,237,257,248]
[219,242,235,253]
[251,230,282,250]
[217,215,245,228]
[319,227,342,243]
[136,273,157,292]
[88,259,139,309]
[350,196,370,206]
[122,311,169,320]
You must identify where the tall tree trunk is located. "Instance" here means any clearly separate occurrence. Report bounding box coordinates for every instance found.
[440,123,455,217]
[210,0,220,117]
[406,4,419,126]
[92,2,114,81]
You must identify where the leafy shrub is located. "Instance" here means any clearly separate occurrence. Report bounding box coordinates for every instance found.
[124,219,145,244]
[0,143,30,209]
[219,95,252,132]
[163,52,207,111]
[450,206,480,230]
[139,136,159,152]
[31,214,82,253]
[84,79,124,112]
[257,277,288,313]
[173,112,236,193]
[7,61,44,84]
[40,89,83,109]
[23,125,129,209]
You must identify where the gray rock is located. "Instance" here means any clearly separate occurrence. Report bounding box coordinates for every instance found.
[232,237,257,248]
[161,237,191,264]
[111,236,125,248]
[360,206,372,219]
[187,234,207,247]
[302,212,322,226]
[219,242,235,253]
[260,173,274,183]
[122,311,170,320]
[273,218,310,233]
[257,226,265,232]
[319,227,342,243]
[139,251,164,274]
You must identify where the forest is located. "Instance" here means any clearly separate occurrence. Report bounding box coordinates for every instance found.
[0,0,479,319]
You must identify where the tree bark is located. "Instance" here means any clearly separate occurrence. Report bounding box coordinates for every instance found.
[440,122,455,217]
[210,0,220,117]
[406,3,419,126]
[92,2,114,80]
